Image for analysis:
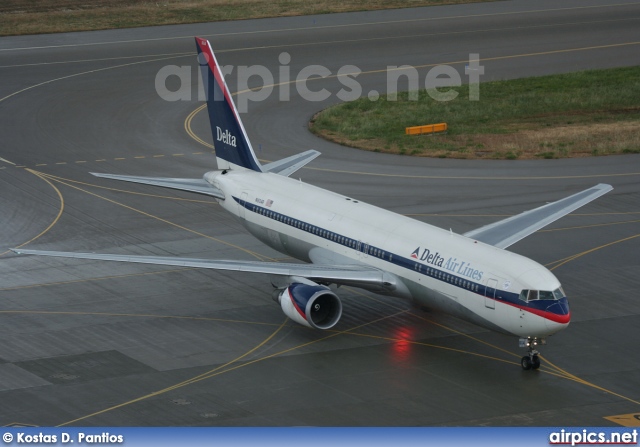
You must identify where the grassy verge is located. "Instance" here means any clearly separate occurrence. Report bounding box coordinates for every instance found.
[0,0,494,36]
[310,66,640,159]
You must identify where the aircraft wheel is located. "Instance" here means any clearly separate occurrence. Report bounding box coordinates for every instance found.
[521,356,532,370]
[531,355,541,370]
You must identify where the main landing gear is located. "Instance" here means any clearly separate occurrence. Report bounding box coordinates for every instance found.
[519,337,545,370]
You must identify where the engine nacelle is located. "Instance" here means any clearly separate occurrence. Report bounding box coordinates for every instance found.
[274,283,342,330]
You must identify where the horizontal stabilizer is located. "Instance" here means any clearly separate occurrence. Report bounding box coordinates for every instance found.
[464,183,613,249]
[12,249,392,289]
[263,150,321,177]
[91,173,225,199]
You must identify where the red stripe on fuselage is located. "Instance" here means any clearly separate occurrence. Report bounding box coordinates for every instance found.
[498,298,571,324]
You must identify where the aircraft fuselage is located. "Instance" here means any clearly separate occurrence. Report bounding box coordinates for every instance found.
[206,169,570,338]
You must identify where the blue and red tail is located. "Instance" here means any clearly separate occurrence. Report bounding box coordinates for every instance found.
[195,37,263,172]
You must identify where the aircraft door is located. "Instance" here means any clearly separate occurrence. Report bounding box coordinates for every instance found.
[358,241,369,259]
[485,278,497,309]
[238,192,248,219]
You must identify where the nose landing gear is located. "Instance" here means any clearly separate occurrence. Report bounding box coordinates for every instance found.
[519,337,545,370]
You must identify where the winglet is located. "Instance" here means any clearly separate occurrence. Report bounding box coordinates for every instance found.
[195,37,263,172]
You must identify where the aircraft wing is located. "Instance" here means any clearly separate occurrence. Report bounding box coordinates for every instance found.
[11,249,393,290]
[262,150,320,177]
[91,173,225,199]
[463,183,613,249]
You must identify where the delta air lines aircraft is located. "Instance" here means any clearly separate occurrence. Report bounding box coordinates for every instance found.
[14,38,613,370]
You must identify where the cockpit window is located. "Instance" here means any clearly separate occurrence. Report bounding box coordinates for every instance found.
[518,289,539,301]
[538,290,554,300]
[519,289,564,302]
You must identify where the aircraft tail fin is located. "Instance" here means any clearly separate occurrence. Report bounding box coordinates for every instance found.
[195,37,263,172]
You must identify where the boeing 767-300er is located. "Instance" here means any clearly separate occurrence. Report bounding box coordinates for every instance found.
[14,37,613,370]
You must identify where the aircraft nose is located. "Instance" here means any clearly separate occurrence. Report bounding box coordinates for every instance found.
[544,297,570,332]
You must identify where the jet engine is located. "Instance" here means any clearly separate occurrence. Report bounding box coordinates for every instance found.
[273,282,342,329]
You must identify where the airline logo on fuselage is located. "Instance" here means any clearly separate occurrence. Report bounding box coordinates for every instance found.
[411,247,484,281]
[216,126,237,147]
[411,247,444,266]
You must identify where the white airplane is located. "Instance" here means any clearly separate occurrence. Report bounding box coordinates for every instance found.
[14,37,613,370]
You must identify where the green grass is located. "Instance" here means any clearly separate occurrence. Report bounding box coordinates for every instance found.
[310,66,640,159]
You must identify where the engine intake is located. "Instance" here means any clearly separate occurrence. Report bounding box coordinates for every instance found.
[274,283,342,329]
